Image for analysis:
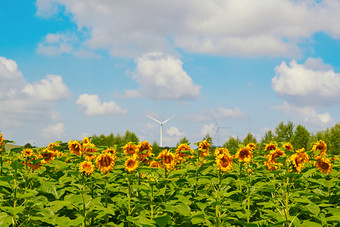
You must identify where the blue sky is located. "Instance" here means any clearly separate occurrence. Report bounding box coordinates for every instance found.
[1,0,340,147]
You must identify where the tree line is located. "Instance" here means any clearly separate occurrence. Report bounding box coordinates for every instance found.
[87,122,340,155]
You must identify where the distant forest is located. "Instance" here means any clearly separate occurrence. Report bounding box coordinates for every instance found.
[88,121,340,155]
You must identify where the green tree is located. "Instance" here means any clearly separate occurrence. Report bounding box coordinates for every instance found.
[261,129,275,145]
[223,136,241,153]
[122,130,139,145]
[176,137,190,147]
[151,141,161,156]
[328,123,340,155]
[243,133,257,145]
[291,124,310,150]
[275,121,294,143]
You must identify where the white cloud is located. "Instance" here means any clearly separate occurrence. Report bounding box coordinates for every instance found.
[76,93,128,116]
[36,0,340,57]
[166,126,185,137]
[42,122,65,139]
[190,107,247,122]
[272,58,340,106]
[273,102,333,127]
[200,123,215,137]
[22,74,72,101]
[128,52,201,100]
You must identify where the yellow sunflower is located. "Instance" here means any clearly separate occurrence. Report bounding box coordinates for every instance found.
[48,142,60,152]
[22,148,34,158]
[96,153,116,174]
[283,142,293,151]
[123,142,136,156]
[157,149,176,169]
[83,142,97,154]
[214,147,230,158]
[82,137,90,144]
[80,161,95,176]
[265,142,277,151]
[216,153,233,172]
[312,140,327,157]
[149,160,160,168]
[198,140,210,157]
[247,143,256,150]
[175,144,193,163]
[135,141,152,162]
[125,157,139,173]
[315,156,332,175]
[68,140,82,156]
[41,148,56,163]
[103,148,116,157]
[235,147,253,163]
[264,149,285,171]
[287,148,309,173]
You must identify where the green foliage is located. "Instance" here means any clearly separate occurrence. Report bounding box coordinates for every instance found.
[223,136,241,153]
[291,124,310,150]
[243,133,257,145]
[176,137,190,147]
[91,130,139,148]
[274,121,294,143]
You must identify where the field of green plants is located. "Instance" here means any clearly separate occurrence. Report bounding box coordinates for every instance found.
[0,133,339,227]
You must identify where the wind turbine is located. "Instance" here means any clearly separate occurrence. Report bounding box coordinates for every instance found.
[211,115,230,147]
[147,114,175,147]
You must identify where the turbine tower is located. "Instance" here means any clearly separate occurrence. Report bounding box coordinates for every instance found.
[212,115,229,147]
[147,114,175,147]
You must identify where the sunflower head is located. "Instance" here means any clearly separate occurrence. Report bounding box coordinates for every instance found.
[68,140,82,156]
[287,148,309,173]
[283,142,294,151]
[82,137,90,144]
[149,160,160,168]
[198,140,210,152]
[125,157,139,173]
[315,156,332,175]
[103,148,116,158]
[216,153,233,172]
[136,141,152,162]
[265,142,278,151]
[48,142,60,152]
[157,150,176,169]
[175,144,193,163]
[247,143,256,150]
[123,142,136,156]
[264,149,286,171]
[40,148,56,163]
[214,147,230,158]
[80,161,95,176]
[22,148,34,158]
[0,134,5,146]
[82,142,97,154]
[96,153,116,174]
[312,140,327,157]
[235,147,253,163]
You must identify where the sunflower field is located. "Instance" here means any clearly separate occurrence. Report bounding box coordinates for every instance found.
[0,133,339,227]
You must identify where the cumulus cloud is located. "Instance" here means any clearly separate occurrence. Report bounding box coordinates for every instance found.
[273,102,333,127]
[167,126,185,137]
[272,58,340,106]
[128,52,201,100]
[200,123,215,137]
[22,74,72,101]
[0,56,71,128]
[189,107,247,122]
[76,93,128,116]
[36,0,340,57]
[42,122,65,138]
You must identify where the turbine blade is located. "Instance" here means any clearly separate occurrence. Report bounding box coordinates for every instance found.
[162,114,175,124]
[146,115,161,124]
[214,127,219,139]
[211,114,219,127]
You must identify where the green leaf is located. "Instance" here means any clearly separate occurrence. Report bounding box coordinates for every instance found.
[301,220,322,227]
[154,214,171,227]
[305,203,320,216]
[0,212,12,226]
[39,183,65,199]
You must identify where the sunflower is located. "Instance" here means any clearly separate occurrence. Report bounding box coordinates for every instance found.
[0,133,4,146]
[96,153,116,173]
[48,142,60,152]
[198,140,210,157]
[283,142,293,151]
[216,153,233,172]
[247,143,256,150]
[80,161,95,176]
[135,141,152,162]
[68,140,82,156]
[264,149,285,171]
[83,142,97,154]
[103,148,116,157]
[40,148,56,164]
[125,157,139,173]
[157,150,176,169]
[27,153,42,170]
[85,153,97,162]
[287,148,309,173]
[312,140,327,157]
[82,137,90,144]
[175,144,194,163]
[265,142,277,151]
[22,148,34,158]
[235,147,253,163]
[123,142,136,156]
[315,156,332,175]
[149,160,160,168]
[214,147,230,158]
